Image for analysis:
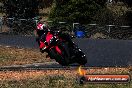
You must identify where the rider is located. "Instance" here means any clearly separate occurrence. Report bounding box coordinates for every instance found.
[34,20,77,60]
[35,21,73,49]
[34,21,49,52]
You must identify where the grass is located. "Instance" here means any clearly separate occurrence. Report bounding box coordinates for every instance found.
[0,46,53,66]
[0,68,131,88]
[0,72,131,88]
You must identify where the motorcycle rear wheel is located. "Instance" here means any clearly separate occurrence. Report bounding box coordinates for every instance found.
[76,51,87,65]
[71,45,87,65]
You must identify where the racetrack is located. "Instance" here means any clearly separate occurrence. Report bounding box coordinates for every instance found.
[0,34,132,67]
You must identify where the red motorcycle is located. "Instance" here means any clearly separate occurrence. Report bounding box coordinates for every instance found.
[36,21,87,66]
[39,30,87,66]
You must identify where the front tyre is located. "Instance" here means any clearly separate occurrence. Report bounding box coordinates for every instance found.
[54,42,70,66]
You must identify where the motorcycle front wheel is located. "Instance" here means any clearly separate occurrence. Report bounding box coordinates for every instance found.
[50,42,71,66]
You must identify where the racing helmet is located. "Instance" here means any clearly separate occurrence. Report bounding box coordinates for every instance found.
[36,21,50,37]
[37,22,44,30]
[37,21,49,30]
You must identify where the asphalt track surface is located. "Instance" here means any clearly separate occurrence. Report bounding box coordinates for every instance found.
[0,34,132,68]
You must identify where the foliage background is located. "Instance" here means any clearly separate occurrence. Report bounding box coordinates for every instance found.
[0,0,131,26]
[49,0,105,24]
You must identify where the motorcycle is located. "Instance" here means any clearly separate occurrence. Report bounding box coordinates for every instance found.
[40,30,87,66]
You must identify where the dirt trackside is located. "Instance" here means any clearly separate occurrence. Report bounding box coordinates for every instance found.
[0,45,54,66]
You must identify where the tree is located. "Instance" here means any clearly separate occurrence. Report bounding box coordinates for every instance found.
[94,0,107,7]
[125,11,132,27]
[49,0,102,24]
[3,0,39,19]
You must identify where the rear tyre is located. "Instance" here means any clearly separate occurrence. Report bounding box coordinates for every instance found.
[72,45,87,65]
[76,51,87,65]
